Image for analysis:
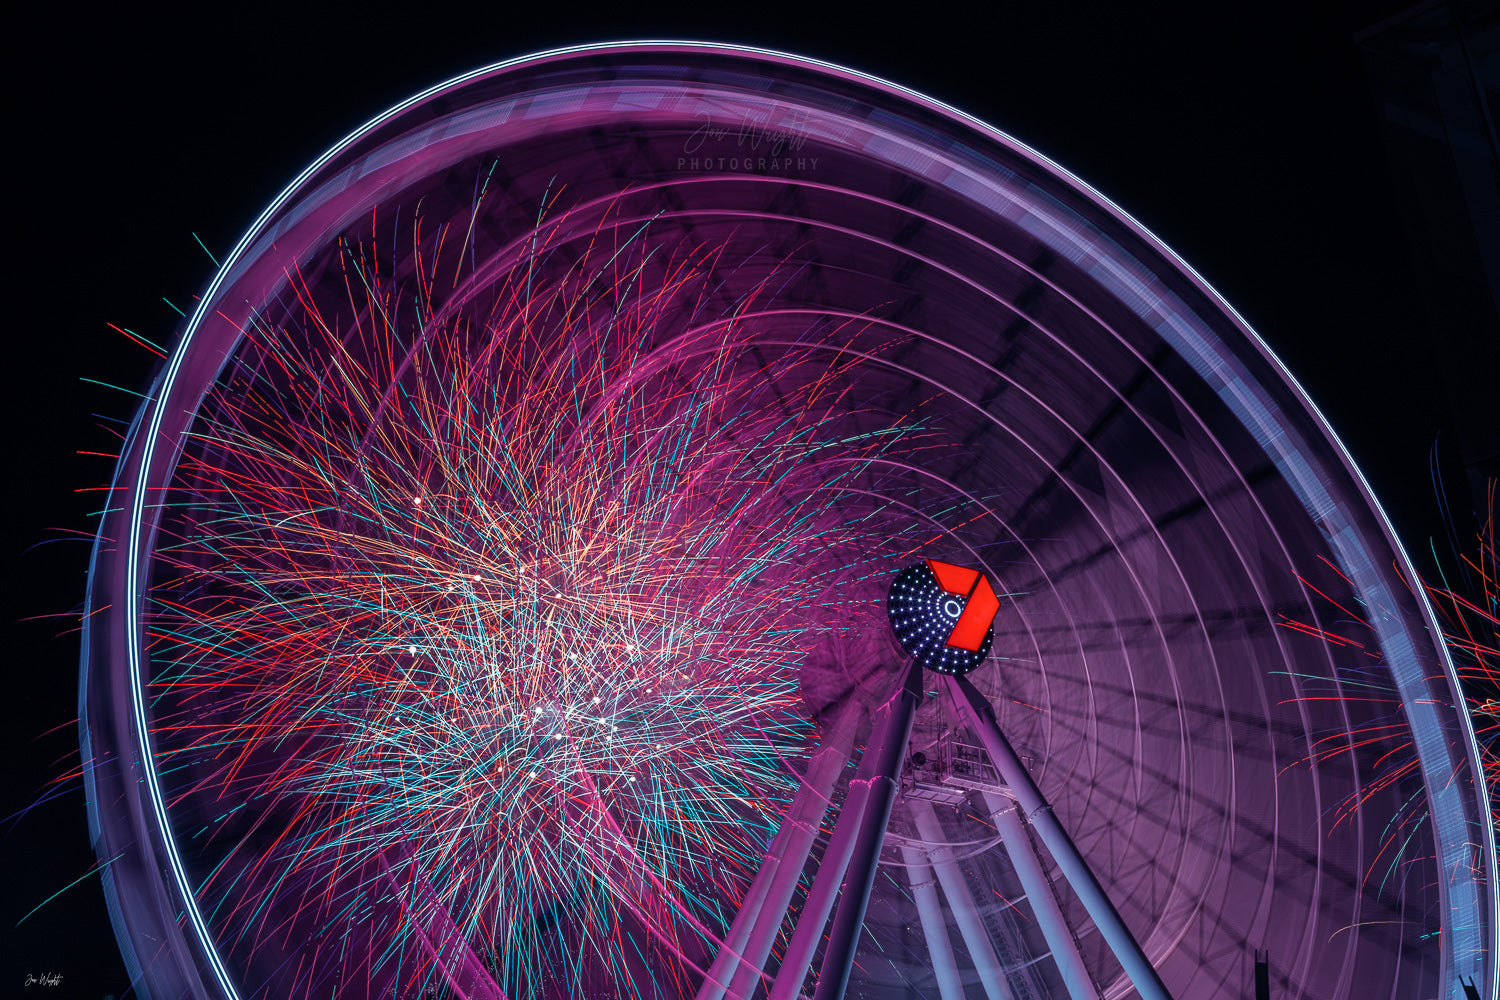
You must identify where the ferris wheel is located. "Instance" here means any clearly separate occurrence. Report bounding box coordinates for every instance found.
[81,42,1495,1000]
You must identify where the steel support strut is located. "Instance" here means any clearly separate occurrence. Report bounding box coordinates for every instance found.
[908,800,1015,1000]
[810,658,924,1000]
[767,659,923,1000]
[696,706,860,1000]
[981,792,1099,1000]
[945,675,1170,1000]
[899,843,966,1000]
[376,847,507,1000]
[764,757,874,1000]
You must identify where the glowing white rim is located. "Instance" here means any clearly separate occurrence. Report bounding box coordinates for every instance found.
[116,39,1498,1000]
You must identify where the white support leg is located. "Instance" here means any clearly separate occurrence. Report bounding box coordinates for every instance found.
[696,707,859,1000]
[811,659,924,1000]
[376,847,507,1000]
[981,792,1099,1000]
[946,676,1169,1000]
[900,842,966,1000]
[909,799,1016,1000]
[768,661,921,1000]
[765,778,871,1000]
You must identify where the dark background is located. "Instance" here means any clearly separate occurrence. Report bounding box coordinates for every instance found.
[7,2,1491,996]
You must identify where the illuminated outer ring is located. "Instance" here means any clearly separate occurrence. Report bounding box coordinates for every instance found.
[80,41,1496,999]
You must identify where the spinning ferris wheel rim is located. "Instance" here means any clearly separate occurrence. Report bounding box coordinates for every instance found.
[80,40,1496,1000]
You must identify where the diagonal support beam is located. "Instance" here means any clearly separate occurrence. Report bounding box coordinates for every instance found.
[570,767,720,978]
[900,843,966,1000]
[376,846,507,1000]
[696,706,860,1000]
[810,658,924,1000]
[945,675,1170,1000]
[767,659,922,1000]
[765,751,876,1000]
[909,800,1015,1000]
[981,792,1099,1000]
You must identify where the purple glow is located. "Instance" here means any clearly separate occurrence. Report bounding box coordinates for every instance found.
[80,42,1495,1000]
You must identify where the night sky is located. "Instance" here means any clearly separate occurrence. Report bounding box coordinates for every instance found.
[7,3,1479,996]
